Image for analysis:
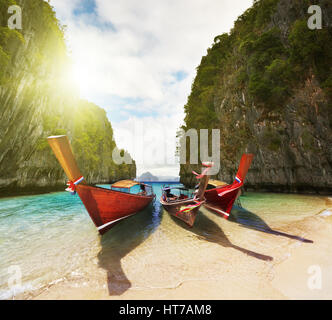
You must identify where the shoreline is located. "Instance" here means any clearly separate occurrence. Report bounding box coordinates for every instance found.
[0,186,65,199]
[13,198,332,300]
[0,181,158,199]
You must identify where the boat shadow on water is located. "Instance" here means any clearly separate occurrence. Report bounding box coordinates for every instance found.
[170,212,274,262]
[229,205,313,243]
[97,201,161,296]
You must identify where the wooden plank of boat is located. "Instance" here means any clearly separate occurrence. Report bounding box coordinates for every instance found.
[207,179,228,188]
[47,135,155,235]
[111,180,140,189]
[204,154,254,219]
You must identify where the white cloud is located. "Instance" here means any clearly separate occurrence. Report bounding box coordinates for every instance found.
[50,0,253,176]
[112,113,183,176]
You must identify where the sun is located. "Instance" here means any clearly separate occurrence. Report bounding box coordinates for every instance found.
[57,54,95,99]
[68,49,102,100]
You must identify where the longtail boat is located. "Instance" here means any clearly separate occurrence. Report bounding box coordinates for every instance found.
[160,162,213,227]
[47,135,155,235]
[204,154,254,219]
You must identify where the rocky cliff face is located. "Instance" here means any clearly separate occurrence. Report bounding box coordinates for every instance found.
[0,0,136,195]
[180,0,332,194]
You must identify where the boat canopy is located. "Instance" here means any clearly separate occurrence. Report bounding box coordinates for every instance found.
[208,179,228,187]
[163,186,189,191]
[111,180,140,189]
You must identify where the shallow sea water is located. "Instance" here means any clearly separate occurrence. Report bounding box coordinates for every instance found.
[0,183,328,299]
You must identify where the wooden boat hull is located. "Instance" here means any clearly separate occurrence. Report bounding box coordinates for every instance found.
[160,163,212,227]
[160,197,204,227]
[204,154,254,219]
[204,186,241,219]
[47,135,155,235]
[77,185,154,234]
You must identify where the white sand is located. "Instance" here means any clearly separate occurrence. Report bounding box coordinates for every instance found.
[25,198,332,300]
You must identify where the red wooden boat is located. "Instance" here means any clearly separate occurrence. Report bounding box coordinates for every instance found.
[160,162,212,227]
[204,154,254,219]
[47,135,155,235]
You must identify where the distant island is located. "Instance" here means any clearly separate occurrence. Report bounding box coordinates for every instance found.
[138,172,180,182]
[138,172,159,181]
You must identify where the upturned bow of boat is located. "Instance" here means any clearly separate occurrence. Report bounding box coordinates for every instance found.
[204,154,254,219]
[47,135,154,235]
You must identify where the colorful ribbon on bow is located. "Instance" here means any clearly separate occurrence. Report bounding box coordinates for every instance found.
[65,176,84,195]
[176,200,203,215]
[192,167,210,179]
[192,162,213,179]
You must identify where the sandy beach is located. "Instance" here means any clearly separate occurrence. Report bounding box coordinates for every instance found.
[18,196,332,300]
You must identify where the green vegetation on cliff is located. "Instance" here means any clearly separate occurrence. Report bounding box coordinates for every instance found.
[181,0,332,192]
[0,0,136,193]
[184,0,331,126]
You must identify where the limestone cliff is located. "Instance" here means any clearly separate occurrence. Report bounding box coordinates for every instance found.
[180,0,332,193]
[0,0,136,195]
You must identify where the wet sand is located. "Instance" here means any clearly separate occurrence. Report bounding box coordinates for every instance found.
[25,197,332,300]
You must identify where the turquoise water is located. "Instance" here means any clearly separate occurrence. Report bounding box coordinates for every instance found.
[0,183,327,299]
[0,182,175,299]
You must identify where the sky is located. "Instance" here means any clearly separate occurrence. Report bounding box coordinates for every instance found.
[49,0,253,177]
